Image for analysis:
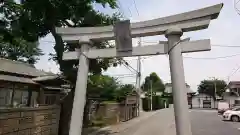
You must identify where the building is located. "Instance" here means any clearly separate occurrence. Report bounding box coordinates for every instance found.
[191,81,240,109]
[222,81,240,107]
[191,93,220,109]
[164,83,194,94]
[227,81,240,95]
[164,83,196,108]
[0,58,70,108]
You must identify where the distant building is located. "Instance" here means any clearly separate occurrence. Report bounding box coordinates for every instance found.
[222,81,240,107]
[164,83,195,94]
[164,83,196,108]
[192,81,240,109]
[191,93,218,109]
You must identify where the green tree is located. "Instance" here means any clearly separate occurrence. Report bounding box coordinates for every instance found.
[1,0,122,134]
[88,74,119,100]
[88,75,134,102]
[0,1,43,64]
[141,72,165,94]
[1,0,124,134]
[0,37,43,64]
[198,79,227,98]
[1,0,121,75]
[114,84,135,102]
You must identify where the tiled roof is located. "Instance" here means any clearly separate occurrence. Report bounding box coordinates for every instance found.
[0,74,37,84]
[32,75,59,81]
[0,58,49,77]
[229,81,240,85]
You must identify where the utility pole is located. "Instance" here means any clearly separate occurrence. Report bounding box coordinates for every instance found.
[136,38,142,113]
[214,81,217,98]
[150,79,153,111]
[212,77,217,108]
[211,77,217,99]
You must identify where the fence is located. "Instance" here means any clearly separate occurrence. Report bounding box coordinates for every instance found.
[88,94,139,126]
[0,105,60,135]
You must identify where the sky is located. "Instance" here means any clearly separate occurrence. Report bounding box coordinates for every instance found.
[35,0,240,91]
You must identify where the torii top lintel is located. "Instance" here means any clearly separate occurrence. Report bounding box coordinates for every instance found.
[56,3,223,42]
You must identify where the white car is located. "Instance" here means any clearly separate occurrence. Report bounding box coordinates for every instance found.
[223,107,240,122]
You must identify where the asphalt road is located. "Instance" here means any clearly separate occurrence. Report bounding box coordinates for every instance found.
[114,109,175,135]
[112,109,240,135]
[190,109,240,135]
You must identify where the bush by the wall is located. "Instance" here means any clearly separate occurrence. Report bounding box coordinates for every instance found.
[142,96,169,111]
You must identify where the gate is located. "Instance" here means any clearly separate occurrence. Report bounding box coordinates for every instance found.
[203,100,211,108]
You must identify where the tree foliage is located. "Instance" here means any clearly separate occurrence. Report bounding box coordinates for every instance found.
[88,75,119,101]
[87,75,135,102]
[1,0,126,134]
[141,72,165,93]
[198,79,227,98]
[114,84,135,102]
[1,0,121,77]
[0,0,43,64]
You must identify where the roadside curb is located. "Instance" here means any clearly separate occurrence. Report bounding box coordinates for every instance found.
[88,109,165,135]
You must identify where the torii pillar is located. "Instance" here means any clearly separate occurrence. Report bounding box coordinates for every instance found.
[166,28,192,135]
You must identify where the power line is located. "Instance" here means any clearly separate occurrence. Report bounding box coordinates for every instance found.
[212,45,240,48]
[117,0,127,18]
[116,75,136,78]
[132,0,140,16]
[183,53,240,60]
[125,53,240,61]
[111,74,135,77]
[122,60,138,73]
[227,64,240,81]
[234,0,240,15]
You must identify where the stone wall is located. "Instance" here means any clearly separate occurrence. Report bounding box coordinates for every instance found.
[93,102,138,125]
[0,105,60,135]
[95,103,120,125]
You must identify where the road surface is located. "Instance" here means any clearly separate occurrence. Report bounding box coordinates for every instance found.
[109,109,240,135]
[190,109,240,135]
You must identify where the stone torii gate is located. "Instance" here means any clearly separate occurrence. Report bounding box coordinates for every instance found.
[56,3,223,135]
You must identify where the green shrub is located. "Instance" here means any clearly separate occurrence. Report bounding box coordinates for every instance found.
[142,96,171,111]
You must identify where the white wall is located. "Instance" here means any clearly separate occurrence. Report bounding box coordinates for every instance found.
[223,95,240,107]
[192,93,216,108]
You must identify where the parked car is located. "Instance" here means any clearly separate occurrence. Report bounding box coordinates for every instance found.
[218,108,230,115]
[222,107,240,122]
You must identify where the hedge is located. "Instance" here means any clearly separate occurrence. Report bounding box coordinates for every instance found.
[142,96,169,111]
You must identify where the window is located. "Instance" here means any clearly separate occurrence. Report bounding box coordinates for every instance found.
[12,90,29,106]
[30,91,39,106]
[232,88,238,93]
[0,89,13,107]
[0,84,13,107]
[235,100,240,105]
[44,94,58,105]
[0,83,30,107]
